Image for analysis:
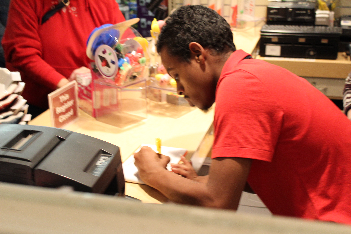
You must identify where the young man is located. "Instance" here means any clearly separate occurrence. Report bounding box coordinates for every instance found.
[134,5,351,224]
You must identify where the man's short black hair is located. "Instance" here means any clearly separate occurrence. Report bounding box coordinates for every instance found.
[156,5,236,63]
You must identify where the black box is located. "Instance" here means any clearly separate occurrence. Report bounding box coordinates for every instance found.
[259,24,342,59]
[267,2,316,25]
[0,124,125,195]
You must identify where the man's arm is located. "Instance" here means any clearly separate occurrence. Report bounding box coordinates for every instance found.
[171,156,255,192]
[134,146,252,210]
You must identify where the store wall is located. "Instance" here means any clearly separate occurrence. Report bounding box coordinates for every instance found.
[117,0,270,37]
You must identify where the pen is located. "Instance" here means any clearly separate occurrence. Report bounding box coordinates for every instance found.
[156,138,161,156]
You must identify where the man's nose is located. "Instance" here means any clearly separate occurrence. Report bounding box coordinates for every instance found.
[177,83,184,95]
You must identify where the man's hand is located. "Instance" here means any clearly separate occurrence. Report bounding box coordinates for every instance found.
[171,156,199,180]
[134,146,170,184]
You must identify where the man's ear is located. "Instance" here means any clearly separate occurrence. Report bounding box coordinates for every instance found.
[189,42,205,63]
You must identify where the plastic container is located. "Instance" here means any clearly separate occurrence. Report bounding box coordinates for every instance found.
[77,18,149,127]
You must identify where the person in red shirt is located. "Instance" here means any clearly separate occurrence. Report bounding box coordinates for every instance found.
[2,0,125,118]
[134,5,351,224]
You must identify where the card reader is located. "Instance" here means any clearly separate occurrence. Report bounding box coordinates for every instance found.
[0,124,125,196]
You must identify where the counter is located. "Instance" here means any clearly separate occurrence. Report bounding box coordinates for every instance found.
[29,107,214,202]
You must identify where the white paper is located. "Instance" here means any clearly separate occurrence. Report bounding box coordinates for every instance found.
[122,144,188,184]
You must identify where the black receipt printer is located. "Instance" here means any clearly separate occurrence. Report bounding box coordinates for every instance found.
[0,124,125,196]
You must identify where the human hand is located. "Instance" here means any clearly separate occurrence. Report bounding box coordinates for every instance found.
[134,146,170,184]
[56,78,69,88]
[69,66,91,81]
[170,156,199,181]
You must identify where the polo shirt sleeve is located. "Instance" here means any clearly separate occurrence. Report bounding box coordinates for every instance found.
[212,69,284,162]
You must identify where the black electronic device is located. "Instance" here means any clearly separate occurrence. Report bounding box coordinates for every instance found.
[266,1,316,25]
[259,24,342,59]
[338,16,351,58]
[0,124,125,196]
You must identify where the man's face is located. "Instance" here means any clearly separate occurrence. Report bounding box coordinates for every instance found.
[159,47,216,111]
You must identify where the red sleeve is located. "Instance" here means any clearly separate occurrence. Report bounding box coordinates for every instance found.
[2,0,64,90]
[212,70,283,162]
